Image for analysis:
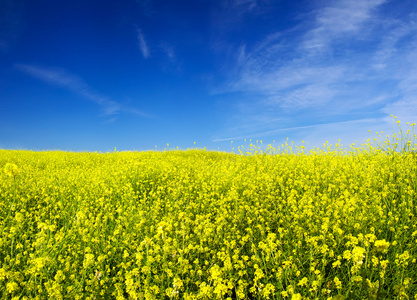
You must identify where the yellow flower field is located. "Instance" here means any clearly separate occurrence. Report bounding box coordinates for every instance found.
[1,123,417,299]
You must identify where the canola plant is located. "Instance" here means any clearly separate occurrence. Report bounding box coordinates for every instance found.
[0,123,417,299]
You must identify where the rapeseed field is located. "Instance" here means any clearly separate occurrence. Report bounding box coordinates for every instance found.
[1,121,417,299]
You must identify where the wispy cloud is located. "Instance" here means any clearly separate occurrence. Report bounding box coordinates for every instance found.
[136,28,150,58]
[158,42,183,72]
[160,43,175,61]
[15,64,153,118]
[213,118,377,142]
[228,0,271,15]
[215,0,417,142]
[232,0,259,12]
[301,0,386,55]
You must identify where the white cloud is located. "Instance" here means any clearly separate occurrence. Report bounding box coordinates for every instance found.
[136,28,150,58]
[15,64,152,118]
[277,84,336,108]
[215,0,417,143]
[302,0,386,54]
[372,22,414,70]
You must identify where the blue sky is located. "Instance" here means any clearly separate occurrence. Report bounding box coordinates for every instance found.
[1,0,417,152]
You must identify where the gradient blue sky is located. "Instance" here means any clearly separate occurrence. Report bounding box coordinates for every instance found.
[1,0,417,152]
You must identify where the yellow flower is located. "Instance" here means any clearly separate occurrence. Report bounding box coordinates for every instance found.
[0,125,416,299]
[332,260,341,268]
[262,283,275,298]
[374,239,390,252]
[396,251,410,267]
[352,246,366,265]
[342,250,352,260]
[54,270,66,283]
[334,277,342,289]
[0,268,7,281]
[4,163,20,177]
[292,293,302,300]
[297,277,309,287]
[83,253,95,267]
[6,281,19,294]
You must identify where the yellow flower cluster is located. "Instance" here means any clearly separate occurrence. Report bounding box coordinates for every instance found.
[0,121,417,299]
[3,163,21,178]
